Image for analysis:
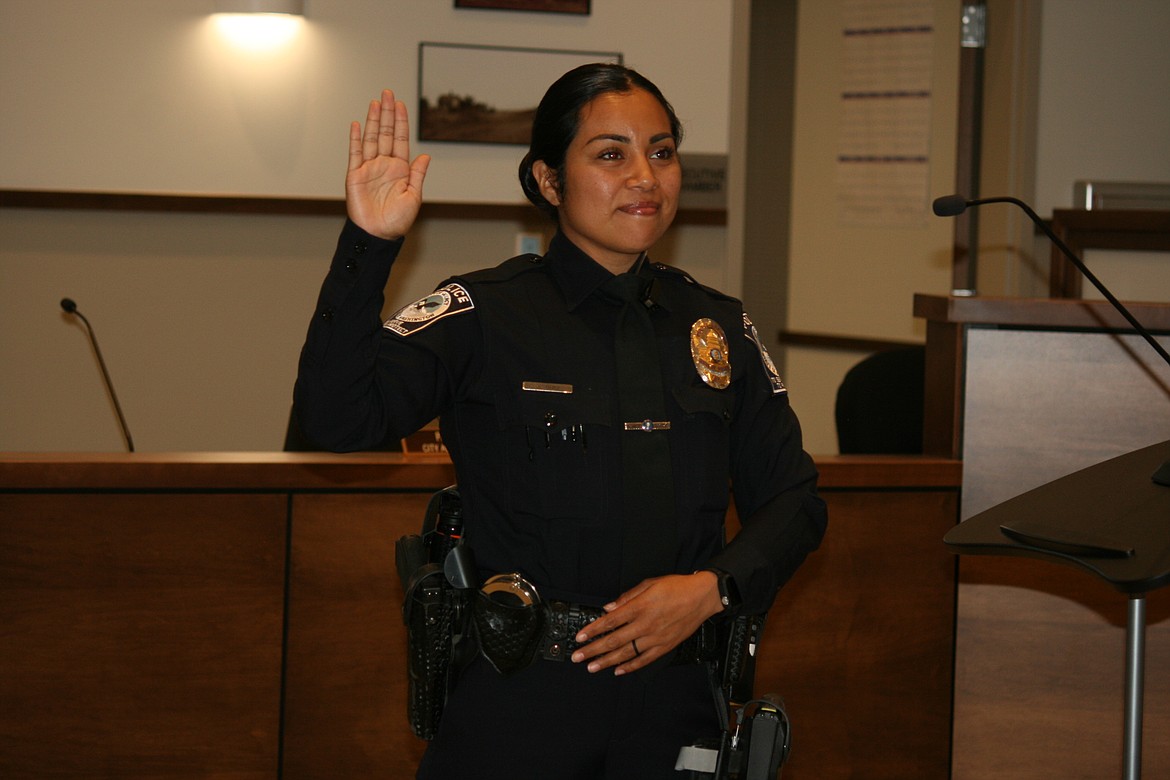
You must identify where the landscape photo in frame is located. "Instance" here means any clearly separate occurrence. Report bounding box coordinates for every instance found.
[418,43,622,145]
[454,0,591,15]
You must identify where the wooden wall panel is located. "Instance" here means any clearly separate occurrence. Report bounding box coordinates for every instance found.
[282,482,959,780]
[282,492,431,778]
[0,454,959,778]
[762,489,959,780]
[0,493,286,779]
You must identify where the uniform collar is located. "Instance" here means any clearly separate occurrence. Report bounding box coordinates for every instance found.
[545,231,666,312]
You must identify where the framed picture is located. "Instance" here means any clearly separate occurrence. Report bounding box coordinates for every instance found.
[454,0,590,14]
[418,43,622,145]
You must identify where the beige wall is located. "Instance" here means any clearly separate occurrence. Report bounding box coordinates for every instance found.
[1033,0,1170,303]
[0,207,725,452]
[0,0,731,202]
[0,0,732,452]
[1033,0,1170,216]
[778,0,961,454]
[780,0,1170,454]
[975,0,1170,299]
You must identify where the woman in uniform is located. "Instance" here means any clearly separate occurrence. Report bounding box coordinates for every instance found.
[294,63,827,779]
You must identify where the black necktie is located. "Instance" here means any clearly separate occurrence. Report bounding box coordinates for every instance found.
[603,271,676,588]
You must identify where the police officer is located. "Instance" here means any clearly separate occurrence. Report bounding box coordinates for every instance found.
[295,64,827,780]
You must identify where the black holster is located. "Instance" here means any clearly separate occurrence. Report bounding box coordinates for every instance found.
[395,487,478,740]
[720,612,766,704]
[676,613,792,779]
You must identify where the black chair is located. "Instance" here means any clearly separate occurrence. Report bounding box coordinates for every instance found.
[834,346,925,454]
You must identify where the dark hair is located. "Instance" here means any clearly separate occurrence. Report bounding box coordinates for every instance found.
[518,63,683,221]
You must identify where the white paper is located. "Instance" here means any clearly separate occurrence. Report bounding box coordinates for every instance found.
[837,0,936,226]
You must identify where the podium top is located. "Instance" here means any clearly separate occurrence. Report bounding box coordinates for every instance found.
[913,294,1170,332]
[944,440,1170,594]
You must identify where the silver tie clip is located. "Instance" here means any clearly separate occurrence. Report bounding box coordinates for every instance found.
[623,420,671,432]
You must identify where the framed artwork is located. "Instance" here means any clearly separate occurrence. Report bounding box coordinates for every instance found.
[418,43,622,145]
[454,0,590,14]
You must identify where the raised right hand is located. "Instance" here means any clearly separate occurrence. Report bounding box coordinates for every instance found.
[345,89,430,240]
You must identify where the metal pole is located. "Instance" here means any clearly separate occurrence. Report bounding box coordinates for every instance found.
[952,2,987,295]
[1123,594,1146,780]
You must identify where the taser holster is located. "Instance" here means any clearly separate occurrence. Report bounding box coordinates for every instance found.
[394,486,477,740]
[675,612,792,779]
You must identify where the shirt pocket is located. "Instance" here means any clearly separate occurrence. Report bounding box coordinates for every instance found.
[499,385,612,524]
[671,383,735,512]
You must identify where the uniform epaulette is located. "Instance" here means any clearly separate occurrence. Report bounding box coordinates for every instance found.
[455,253,545,285]
[649,262,741,304]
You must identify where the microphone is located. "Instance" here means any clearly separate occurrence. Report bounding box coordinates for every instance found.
[931,194,970,217]
[60,297,135,452]
[931,194,1170,371]
[934,195,1170,485]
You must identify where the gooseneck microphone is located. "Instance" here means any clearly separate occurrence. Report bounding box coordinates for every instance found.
[934,195,1170,485]
[60,297,135,452]
[932,194,1170,371]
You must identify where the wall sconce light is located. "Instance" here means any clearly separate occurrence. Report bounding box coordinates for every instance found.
[213,0,305,51]
[214,0,304,14]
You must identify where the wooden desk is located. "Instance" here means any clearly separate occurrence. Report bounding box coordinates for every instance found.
[915,295,1170,778]
[1,452,959,779]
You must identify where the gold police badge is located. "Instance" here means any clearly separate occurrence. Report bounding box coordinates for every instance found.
[690,318,731,389]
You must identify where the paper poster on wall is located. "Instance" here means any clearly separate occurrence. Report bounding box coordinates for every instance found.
[836,0,935,226]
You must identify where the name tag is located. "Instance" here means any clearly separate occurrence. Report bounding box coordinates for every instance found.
[522,381,573,394]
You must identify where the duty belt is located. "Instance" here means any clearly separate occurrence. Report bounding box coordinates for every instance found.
[538,599,722,665]
[473,573,724,676]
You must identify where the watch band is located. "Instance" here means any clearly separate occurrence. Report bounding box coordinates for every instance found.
[703,567,740,612]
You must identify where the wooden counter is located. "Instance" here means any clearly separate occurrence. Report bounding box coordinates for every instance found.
[0,452,960,779]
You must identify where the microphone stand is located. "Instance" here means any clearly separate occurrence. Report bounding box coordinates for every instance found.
[934,195,1170,484]
[61,298,135,452]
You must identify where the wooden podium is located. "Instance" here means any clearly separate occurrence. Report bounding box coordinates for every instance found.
[915,294,1170,779]
[1,451,959,779]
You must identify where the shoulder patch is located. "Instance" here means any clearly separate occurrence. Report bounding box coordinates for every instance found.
[743,312,787,395]
[383,283,475,337]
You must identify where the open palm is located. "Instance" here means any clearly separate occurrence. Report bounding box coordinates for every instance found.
[345,89,430,240]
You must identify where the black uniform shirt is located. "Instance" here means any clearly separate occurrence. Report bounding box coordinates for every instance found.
[296,221,827,612]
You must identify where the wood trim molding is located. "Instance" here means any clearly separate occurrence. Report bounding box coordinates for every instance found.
[0,189,726,225]
[913,292,1170,332]
[776,329,921,354]
[0,451,960,491]
[0,189,344,216]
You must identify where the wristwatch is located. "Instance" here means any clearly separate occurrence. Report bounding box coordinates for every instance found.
[704,567,741,613]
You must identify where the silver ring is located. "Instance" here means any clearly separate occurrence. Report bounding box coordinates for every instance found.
[631,638,641,656]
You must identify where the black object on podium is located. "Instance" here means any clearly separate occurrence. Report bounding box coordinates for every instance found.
[945,439,1170,780]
